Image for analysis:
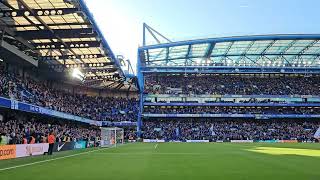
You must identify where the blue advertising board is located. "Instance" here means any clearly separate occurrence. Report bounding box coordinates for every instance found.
[142,113,320,118]
[74,141,87,149]
[0,96,102,126]
[0,97,11,108]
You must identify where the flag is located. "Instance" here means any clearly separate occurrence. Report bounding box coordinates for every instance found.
[175,127,179,137]
[210,124,216,136]
[314,127,320,138]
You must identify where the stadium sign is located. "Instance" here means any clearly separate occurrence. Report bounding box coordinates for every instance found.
[0,97,102,126]
[53,142,76,152]
[279,140,298,143]
[0,144,49,160]
[143,113,320,119]
[215,140,225,143]
[0,145,16,160]
[169,140,183,142]
[0,97,11,109]
[74,141,87,149]
[230,140,254,143]
[143,139,165,143]
[186,140,210,143]
[102,121,136,126]
[53,141,88,152]
[255,140,279,143]
[16,144,49,158]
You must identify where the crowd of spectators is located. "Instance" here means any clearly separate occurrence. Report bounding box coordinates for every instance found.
[144,106,320,115]
[0,65,138,121]
[124,128,137,141]
[142,120,320,141]
[0,112,100,145]
[2,64,320,146]
[145,75,320,95]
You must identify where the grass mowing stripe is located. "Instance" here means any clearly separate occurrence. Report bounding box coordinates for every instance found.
[0,148,108,172]
[2,143,320,180]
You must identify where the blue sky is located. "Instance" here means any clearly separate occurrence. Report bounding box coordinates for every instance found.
[84,0,319,71]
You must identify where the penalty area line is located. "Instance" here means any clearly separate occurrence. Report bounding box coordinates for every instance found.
[0,148,107,172]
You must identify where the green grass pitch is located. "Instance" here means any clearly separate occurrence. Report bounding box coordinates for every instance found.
[0,143,319,180]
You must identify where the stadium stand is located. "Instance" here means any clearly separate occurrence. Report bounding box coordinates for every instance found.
[138,34,320,141]
[143,106,320,115]
[142,120,319,142]
[0,0,319,146]
[0,109,137,145]
[1,1,320,180]
[0,110,100,145]
[145,74,320,95]
[0,64,138,121]
[0,0,138,146]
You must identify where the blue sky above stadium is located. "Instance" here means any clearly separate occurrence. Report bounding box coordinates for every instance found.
[84,0,319,70]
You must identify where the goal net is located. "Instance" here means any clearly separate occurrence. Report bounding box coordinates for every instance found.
[100,127,124,147]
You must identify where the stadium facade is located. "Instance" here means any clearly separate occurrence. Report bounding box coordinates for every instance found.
[0,0,137,127]
[0,0,320,140]
[1,2,320,179]
[137,32,320,136]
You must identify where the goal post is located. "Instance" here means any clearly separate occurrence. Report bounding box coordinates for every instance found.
[100,127,124,147]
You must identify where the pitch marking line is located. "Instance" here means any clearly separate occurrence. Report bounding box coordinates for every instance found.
[0,148,108,172]
[95,152,203,155]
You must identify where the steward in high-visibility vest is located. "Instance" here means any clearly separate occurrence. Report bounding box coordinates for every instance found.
[48,131,55,155]
[30,136,35,144]
[23,137,28,144]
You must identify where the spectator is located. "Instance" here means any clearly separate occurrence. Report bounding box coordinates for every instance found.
[0,65,138,122]
[144,74,320,95]
[144,106,320,115]
[142,120,319,142]
[0,111,101,145]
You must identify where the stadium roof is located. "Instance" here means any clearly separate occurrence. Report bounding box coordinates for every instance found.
[0,0,136,90]
[139,34,320,70]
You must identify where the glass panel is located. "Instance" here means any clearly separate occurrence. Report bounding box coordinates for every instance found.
[211,56,225,65]
[168,45,188,59]
[148,48,167,61]
[302,41,320,55]
[264,40,293,54]
[286,40,314,53]
[300,55,316,67]
[191,43,209,57]
[211,42,232,55]
[227,41,252,55]
[190,58,205,65]
[246,40,273,54]
[245,55,261,64]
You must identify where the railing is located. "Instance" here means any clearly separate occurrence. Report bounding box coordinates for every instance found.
[143,102,320,107]
[0,96,137,127]
[0,96,101,126]
[142,113,320,119]
[144,94,320,104]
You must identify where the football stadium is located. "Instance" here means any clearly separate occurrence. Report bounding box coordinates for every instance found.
[0,0,320,180]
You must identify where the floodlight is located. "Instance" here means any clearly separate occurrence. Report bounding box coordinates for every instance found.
[72,68,84,81]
